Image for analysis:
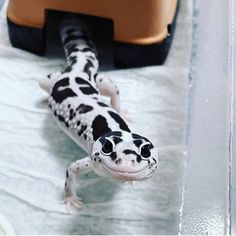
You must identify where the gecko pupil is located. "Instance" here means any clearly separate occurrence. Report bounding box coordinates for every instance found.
[141,145,151,158]
[102,139,113,154]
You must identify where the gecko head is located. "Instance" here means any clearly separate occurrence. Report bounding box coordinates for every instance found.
[91,131,158,181]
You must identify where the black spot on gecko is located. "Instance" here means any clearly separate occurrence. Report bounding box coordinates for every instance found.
[99,136,106,145]
[76,104,93,113]
[68,55,76,62]
[83,59,94,79]
[86,40,97,52]
[97,102,109,107]
[53,77,69,88]
[58,115,65,123]
[51,88,77,103]
[69,109,76,120]
[108,111,130,132]
[69,109,73,118]
[92,115,112,140]
[113,137,123,145]
[132,133,148,142]
[75,77,98,95]
[79,86,98,95]
[94,73,98,81]
[75,77,92,85]
[70,35,91,44]
[77,47,97,56]
[132,133,142,139]
[132,133,154,149]
[123,149,138,156]
[136,156,142,163]
[133,139,143,148]
[64,66,72,73]
[102,131,122,140]
[109,131,122,137]
[123,149,142,163]
[66,170,69,178]
[110,152,117,161]
[115,158,122,164]
[64,34,83,45]
[67,44,78,55]
[70,56,77,63]
[88,55,96,61]
[51,78,77,103]
[78,125,87,136]
[66,43,98,59]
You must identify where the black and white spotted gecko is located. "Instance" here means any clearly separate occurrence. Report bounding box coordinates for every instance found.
[39,17,158,209]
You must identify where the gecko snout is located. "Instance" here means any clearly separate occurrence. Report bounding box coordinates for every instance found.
[115,157,135,165]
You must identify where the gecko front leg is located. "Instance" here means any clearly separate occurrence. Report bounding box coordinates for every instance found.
[95,74,120,112]
[64,156,92,209]
[95,74,133,122]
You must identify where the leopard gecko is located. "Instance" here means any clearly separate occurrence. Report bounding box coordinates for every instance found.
[39,17,158,208]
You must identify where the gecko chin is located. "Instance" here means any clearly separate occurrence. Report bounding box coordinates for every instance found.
[92,159,157,181]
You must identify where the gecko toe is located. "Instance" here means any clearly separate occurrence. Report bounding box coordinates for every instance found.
[64,196,84,211]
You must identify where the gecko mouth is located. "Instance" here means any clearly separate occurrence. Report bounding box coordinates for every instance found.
[100,160,155,180]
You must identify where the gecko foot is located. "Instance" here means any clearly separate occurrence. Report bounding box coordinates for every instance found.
[64,196,84,211]
[39,71,63,93]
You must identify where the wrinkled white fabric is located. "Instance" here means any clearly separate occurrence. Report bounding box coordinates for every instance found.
[0,0,191,234]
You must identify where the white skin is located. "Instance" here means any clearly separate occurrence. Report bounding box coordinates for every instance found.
[39,17,158,210]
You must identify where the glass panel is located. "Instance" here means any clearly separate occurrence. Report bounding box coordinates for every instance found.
[180,0,231,234]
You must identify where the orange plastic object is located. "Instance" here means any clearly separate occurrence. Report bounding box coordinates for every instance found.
[7,0,177,45]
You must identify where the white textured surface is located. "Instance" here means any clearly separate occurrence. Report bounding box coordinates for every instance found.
[0,213,15,235]
[0,1,191,234]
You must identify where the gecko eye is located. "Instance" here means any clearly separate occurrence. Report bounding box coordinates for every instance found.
[140,144,151,158]
[102,138,114,155]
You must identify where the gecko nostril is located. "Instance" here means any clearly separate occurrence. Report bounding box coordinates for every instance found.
[115,158,122,165]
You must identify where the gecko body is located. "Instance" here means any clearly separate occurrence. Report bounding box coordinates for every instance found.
[39,17,158,208]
